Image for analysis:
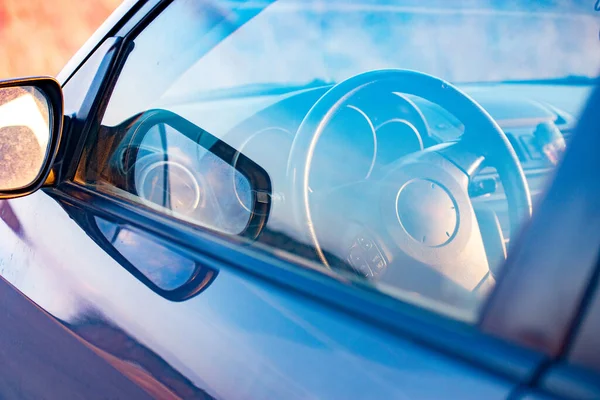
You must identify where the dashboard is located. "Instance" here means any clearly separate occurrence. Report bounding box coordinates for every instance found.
[96,76,595,300]
[161,81,592,250]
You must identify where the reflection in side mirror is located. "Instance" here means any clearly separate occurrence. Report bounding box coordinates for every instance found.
[107,110,272,239]
[0,125,46,190]
[0,78,63,198]
[94,216,217,301]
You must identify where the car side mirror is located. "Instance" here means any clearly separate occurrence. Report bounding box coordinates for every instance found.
[0,77,63,199]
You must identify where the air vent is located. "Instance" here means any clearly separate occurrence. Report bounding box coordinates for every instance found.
[505,133,527,162]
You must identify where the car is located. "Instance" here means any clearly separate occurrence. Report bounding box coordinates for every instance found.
[0,0,599,398]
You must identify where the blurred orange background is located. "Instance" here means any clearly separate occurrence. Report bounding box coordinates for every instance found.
[0,0,121,79]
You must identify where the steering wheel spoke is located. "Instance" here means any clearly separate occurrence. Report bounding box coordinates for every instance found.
[309,181,391,276]
[434,137,485,183]
[310,181,377,225]
[309,181,380,252]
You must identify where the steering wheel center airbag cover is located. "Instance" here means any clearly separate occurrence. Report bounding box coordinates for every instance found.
[396,179,458,247]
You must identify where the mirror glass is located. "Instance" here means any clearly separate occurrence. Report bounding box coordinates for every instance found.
[95,217,199,291]
[130,122,253,235]
[0,86,51,191]
[93,216,217,298]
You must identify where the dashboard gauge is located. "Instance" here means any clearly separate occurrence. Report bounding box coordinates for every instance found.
[308,104,377,190]
[375,118,424,165]
[345,105,377,179]
[232,126,293,213]
[136,159,202,215]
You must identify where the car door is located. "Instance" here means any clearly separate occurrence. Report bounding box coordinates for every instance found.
[1,0,599,399]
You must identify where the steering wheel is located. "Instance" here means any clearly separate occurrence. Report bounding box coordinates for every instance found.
[286,70,532,297]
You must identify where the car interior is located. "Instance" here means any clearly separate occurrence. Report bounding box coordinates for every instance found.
[78,0,596,318]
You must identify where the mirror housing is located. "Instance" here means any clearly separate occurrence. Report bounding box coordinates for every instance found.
[0,77,63,199]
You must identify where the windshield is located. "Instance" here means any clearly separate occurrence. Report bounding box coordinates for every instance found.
[162,0,600,98]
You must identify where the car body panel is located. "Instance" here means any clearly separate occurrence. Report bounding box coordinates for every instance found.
[0,190,515,399]
[0,272,153,399]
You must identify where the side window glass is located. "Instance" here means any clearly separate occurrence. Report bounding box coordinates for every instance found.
[78,0,598,321]
[82,111,270,237]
